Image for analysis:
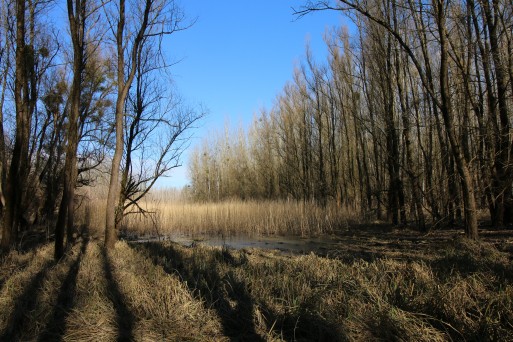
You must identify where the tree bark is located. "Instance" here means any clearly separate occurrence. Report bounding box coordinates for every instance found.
[55,0,85,259]
[105,0,152,249]
[1,0,31,251]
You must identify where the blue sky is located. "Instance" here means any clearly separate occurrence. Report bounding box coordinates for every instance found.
[159,1,348,188]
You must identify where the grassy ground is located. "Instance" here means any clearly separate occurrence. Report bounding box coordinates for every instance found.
[1,227,512,341]
[0,238,224,341]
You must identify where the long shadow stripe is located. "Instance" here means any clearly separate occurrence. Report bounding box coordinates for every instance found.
[37,237,89,342]
[102,248,136,342]
[131,242,264,342]
[0,256,32,293]
[0,259,55,341]
[132,241,342,341]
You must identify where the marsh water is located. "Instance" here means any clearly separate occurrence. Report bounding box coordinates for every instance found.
[124,225,444,259]
[129,233,341,255]
[124,226,513,260]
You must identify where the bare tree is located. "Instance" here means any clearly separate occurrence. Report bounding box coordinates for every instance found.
[295,0,480,238]
[116,44,204,229]
[104,0,189,248]
[2,0,37,249]
[54,0,87,259]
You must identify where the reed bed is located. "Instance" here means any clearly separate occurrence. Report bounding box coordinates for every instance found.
[75,184,358,238]
[119,199,356,237]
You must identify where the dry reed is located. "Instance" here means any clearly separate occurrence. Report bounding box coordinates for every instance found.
[76,193,357,238]
[147,199,354,236]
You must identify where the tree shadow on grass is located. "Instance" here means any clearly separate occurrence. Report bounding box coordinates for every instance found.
[37,236,90,342]
[133,242,264,342]
[426,238,513,283]
[0,258,55,341]
[0,256,32,294]
[101,247,136,342]
[133,242,346,341]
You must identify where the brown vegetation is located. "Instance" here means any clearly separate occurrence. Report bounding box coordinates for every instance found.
[1,230,512,341]
[0,0,512,339]
[118,199,358,238]
[189,0,513,239]
[0,238,224,341]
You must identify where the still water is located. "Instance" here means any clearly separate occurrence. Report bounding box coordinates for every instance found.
[129,233,340,255]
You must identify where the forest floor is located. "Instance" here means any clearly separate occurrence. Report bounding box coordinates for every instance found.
[316,224,513,261]
[0,225,512,341]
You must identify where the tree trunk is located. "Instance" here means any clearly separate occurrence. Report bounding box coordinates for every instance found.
[105,0,151,249]
[395,51,426,231]
[1,0,31,251]
[55,0,84,259]
[435,0,478,239]
[478,0,512,227]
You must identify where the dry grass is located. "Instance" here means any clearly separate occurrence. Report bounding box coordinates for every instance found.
[133,239,513,341]
[74,183,358,238]
[102,241,224,341]
[0,238,225,341]
[1,233,512,341]
[77,197,357,238]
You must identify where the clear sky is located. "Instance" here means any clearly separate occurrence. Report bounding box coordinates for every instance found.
[159,1,348,188]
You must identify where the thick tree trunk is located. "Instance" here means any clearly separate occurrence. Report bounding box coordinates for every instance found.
[1,0,30,251]
[105,0,127,249]
[105,100,124,249]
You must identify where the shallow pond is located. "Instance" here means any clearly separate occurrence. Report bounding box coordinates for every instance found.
[125,226,513,260]
[129,233,341,255]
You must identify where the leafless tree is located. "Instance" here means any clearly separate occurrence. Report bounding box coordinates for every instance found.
[104,0,190,248]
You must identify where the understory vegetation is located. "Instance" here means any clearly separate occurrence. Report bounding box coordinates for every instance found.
[1,234,512,341]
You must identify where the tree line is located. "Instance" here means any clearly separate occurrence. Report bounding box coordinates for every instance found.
[0,0,200,258]
[189,0,513,239]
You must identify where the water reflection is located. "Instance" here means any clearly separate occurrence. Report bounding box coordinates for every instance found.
[127,233,339,255]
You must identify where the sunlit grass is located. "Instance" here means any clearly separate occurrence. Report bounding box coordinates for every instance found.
[76,190,358,238]
[0,239,226,341]
[133,239,513,341]
[1,231,512,340]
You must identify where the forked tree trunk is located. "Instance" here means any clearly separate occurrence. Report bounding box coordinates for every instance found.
[105,0,152,249]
